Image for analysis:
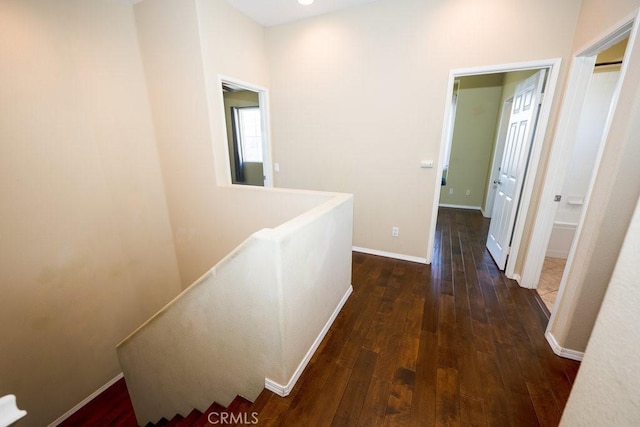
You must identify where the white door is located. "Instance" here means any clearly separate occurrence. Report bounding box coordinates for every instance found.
[486,70,546,269]
[484,97,513,218]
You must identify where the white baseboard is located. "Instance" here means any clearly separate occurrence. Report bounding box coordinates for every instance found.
[509,273,529,288]
[545,331,584,361]
[438,204,482,211]
[49,372,124,426]
[545,249,569,259]
[265,284,353,397]
[352,246,427,264]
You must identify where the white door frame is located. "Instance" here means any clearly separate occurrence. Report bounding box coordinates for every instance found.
[427,58,562,281]
[519,16,637,290]
[218,75,274,188]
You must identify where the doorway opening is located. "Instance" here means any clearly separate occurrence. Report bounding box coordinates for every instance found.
[220,78,273,187]
[429,59,562,279]
[535,38,629,314]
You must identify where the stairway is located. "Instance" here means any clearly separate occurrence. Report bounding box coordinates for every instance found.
[150,392,269,427]
[58,378,273,427]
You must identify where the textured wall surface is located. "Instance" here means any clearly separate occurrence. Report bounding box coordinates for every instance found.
[560,196,640,424]
[0,1,182,425]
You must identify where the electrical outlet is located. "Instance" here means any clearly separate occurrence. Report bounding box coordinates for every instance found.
[448,188,454,195]
[392,227,399,237]
[466,189,471,196]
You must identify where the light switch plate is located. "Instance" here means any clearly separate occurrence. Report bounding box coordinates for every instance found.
[421,160,434,168]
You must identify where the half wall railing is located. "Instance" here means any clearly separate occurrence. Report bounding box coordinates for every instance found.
[116,190,353,425]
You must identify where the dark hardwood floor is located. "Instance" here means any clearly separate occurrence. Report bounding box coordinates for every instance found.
[61,208,579,426]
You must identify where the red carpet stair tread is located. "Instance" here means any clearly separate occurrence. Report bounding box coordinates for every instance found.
[150,395,258,427]
[59,377,271,427]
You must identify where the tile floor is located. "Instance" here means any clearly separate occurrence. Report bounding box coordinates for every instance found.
[537,256,567,311]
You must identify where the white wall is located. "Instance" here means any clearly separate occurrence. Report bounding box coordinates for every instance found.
[560,195,640,425]
[117,192,353,425]
[266,0,582,261]
[277,195,354,385]
[554,70,620,225]
[119,234,281,424]
[0,1,182,425]
[546,70,620,259]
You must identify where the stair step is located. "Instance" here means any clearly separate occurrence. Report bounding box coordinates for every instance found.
[173,409,202,427]
[168,413,184,425]
[194,402,225,427]
[248,389,272,414]
[226,396,252,414]
[150,392,263,426]
[208,402,227,413]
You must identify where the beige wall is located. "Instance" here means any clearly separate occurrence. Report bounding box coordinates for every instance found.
[440,74,503,207]
[572,0,639,50]
[266,0,582,260]
[223,90,264,186]
[0,1,182,425]
[560,196,640,425]
[5,0,638,423]
[134,0,270,286]
[547,0,640,352]
[197,0,271,186]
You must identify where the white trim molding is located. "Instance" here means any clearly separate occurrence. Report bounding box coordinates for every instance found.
[0,395,26,427]
[49,373,124,426]
[215,75,274,188]
[265,284,353,397]
[438,204,481,211]
[352,246,428,265]
[545,331,584,362]
[427,58,562,276]
[521,19,636,289]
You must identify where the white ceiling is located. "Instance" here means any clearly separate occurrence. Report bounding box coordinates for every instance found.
[223,0,379,27]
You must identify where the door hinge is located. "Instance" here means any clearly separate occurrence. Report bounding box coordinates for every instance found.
[506,247,511,255]
[554,195,562,202]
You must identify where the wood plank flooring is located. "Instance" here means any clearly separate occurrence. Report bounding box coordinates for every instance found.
[61,208,579,426]
[255,207,579,426]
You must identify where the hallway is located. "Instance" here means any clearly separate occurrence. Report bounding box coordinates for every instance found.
[254,207,580,425]
[62,208,579,426]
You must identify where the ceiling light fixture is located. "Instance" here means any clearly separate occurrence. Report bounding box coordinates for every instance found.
[298,0,314,5]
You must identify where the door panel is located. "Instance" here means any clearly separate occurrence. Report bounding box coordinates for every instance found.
[486,70,546,269]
